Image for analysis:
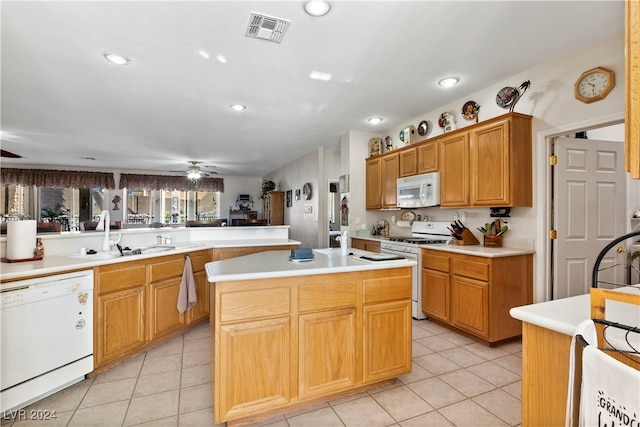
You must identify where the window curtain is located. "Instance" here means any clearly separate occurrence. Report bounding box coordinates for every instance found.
[1,168,116,189]
[119,174,224,192]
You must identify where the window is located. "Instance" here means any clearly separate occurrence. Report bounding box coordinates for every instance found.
[195,191,220,220]
[1,184,31,220]
[126,189,154,224]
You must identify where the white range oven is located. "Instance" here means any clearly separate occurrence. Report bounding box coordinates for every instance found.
[379,221,451,319]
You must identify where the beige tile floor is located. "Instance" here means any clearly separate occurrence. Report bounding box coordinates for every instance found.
[2,319,523,427]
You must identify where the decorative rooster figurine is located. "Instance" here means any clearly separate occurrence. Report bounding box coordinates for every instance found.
[509,80,531,112]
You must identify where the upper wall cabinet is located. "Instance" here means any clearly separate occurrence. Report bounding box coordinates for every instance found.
[440,113,532,208]
[626,0,640,179]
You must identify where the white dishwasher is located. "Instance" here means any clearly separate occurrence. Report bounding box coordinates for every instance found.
[1,270,94,414]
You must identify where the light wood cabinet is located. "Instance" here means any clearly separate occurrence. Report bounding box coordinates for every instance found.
[417,140,438,173]
[362,300,411,383]
[212,267,412,424]
[382,153,399,208]
[365,152,399,209]
[439,132,470,207]
[94,249,212,370]
[350,237,380,253]
[263,190,284,225]
[421,248,532,343]
[399,147,417,177]
[365,157,382,210]
[148,256,185,340]
[95,261,147,366]
[469,115,532,206]
[626,0,640,179]
[439,113,532,208]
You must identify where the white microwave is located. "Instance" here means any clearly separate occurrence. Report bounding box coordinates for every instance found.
[397,172,440,208]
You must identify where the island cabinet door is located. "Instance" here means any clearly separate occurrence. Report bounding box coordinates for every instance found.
[362,300,412,384]
[217,317,291,422]
[298,308,357,400]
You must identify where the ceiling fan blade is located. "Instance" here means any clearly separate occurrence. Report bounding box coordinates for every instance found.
[1,149,23,158]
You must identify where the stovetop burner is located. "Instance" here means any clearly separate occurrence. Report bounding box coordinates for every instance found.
[386,236,447,245]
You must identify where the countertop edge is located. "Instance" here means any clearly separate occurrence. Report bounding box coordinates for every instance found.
[0,239,301,282]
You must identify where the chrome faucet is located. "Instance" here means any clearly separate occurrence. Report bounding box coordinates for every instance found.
[95,210,121,251]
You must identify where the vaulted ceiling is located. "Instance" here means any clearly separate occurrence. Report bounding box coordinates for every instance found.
[1,1,624,177]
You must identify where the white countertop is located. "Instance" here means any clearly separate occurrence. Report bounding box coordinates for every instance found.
[510,294,591,336]
[510,285,640,336]
[206,248,417,283]
[353,235,534,257]
[422,243,535,257]
[0,239,300,282]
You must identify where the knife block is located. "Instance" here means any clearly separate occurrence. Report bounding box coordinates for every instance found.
[454,229,480,245]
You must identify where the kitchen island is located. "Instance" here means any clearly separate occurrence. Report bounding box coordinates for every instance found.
[206,248,416,425]
[510,287,640,427]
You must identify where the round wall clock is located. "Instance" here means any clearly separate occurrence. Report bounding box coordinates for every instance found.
[302,182,312,200]
[496,87,519,109]
[574,66,615,104]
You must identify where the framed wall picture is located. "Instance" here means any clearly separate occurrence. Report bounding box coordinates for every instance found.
[339,174,349,193]
[286,190,292,207]
[295,189,301,200]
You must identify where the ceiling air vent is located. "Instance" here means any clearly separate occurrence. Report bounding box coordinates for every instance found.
[245,12,290,43]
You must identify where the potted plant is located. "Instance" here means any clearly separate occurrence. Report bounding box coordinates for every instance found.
[260,179,276,199]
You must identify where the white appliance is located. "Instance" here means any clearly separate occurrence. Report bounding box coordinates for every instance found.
[1,270,94,414]
[397,172,440,208]
[379,221,450,319]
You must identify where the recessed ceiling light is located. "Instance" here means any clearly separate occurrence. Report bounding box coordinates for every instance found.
[438,77,460,87]
[304,0,331,17]
[197,49,210,59]
[230,104,246,111]
[104,53,130,65]
[310,71,332,81]
[216,54,227,64]
[368,117,383,125]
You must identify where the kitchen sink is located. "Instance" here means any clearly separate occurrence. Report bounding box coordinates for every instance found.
[67,245,176,259]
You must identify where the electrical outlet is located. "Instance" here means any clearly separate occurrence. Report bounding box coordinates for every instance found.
[255,230,265,235]
[211,231,220,237]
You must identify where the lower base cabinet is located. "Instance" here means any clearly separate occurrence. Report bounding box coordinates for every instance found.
[421,248,532,343]
[94,249,211,370]
[213,267,412,424]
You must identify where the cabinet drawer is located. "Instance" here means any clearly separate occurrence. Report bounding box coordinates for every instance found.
[97,263,146,294]
[451,258,489,281]
[220,287,291,323]
[149,256,184,282]
[299,281,357,312]
[363,272,411,304]
[422,251,450,273]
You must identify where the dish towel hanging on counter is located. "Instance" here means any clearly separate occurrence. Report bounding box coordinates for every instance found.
[177,255,197,313]
[566,319,640,427]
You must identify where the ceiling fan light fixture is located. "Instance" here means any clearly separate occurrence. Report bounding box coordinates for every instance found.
[438,77,460,87]
[304,0,331,17]
[104,52,130,65]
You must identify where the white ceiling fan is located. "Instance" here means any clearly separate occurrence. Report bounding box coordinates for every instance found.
[185,161,212,181]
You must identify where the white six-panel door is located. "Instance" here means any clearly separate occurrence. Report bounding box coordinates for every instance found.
[553,137,625,299]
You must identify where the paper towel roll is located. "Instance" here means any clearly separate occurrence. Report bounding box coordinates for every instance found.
[7,220,37,260]
[396,220,413,228]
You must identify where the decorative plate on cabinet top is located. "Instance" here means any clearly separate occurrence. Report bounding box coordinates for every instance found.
[462,101,479,120]
[417,120,429,136]
[400,211,416,221]
[496,86,519,108]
